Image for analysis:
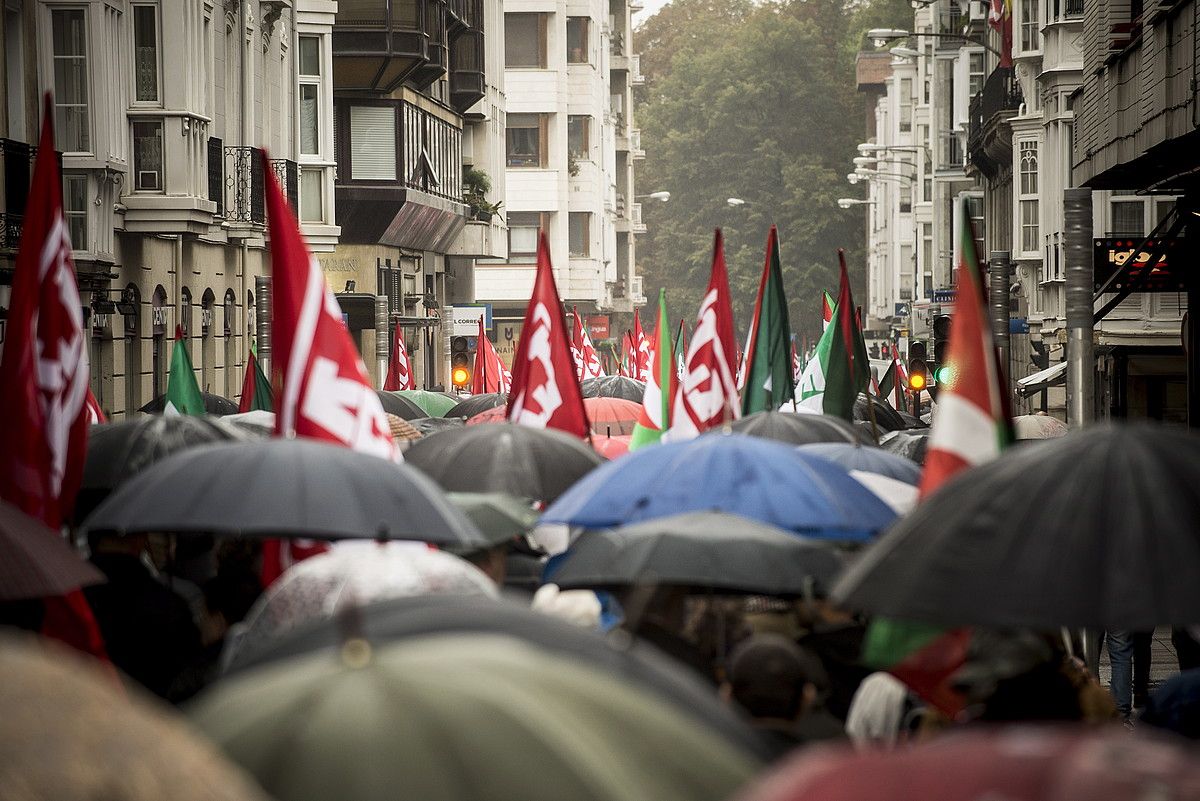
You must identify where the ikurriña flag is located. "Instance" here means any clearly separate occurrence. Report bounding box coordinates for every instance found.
[238,344,274,413]
[630,288,677,450]
[740,225,795,415]
[505,231,590,439]
[165,326,206,416]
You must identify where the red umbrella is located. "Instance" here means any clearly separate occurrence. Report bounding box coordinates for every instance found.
[735,726,1200,801]
[466,406,507,426]
[593,434,632,460]
[583,397,640,436]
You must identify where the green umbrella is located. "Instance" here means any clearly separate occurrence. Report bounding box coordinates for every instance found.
[446,492,540,549]
[392,389,460,417]
[190,634,760,801]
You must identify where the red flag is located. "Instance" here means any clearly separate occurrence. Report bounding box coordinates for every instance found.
[261,150,397,583]
[505,232,590,438]
[632,310,650,381]
[669,229,740,439]
[892,343,908,409]
[572,307,604,380]
[471,316,512,394]
[0,96,107,660]
[84,389,106,424]
[382,324,416,391]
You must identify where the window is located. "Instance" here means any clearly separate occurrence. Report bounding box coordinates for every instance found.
[63,173,87,248]
[133,120,164,191]
[300,167,323,222]
[921,223,933,274]
[1018,140,1039,254]
[298,36,321,156]
[968,51,985,97]
[133,5,159,102]
[506,113,547,168]
[51,9,89,152]
[569,212,590,257]
[1021,0,1040,51]
[899,79,912,132]
[1110,192,1145,236]
[566,17,589,63]
[505,13,546,68]
[508,212,541,262]
[349,105,396,180]
[568,115,590,160]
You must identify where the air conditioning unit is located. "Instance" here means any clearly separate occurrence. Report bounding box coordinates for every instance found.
[137,170,161,191]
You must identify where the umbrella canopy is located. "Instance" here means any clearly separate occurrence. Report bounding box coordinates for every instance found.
[731,411,872,446]
[1013,414,1069,440]
[465,405,508,426]
[852,393,907,433]
[543,434,897,542]
[581,375,646,402]
[550,512,843,596]
[0,501,105,601]
[734,725,1200,801]
[583,396,642,436]
[218,410,275,438]
[194,633,760,801]
[407,416,465,436]
[878,428,929,465]
[796,443,921,484]
[77,415,246,521]
[0,633,271,801]
[223,542,496,666]
[834,424,1200,629]
[141,391,239,416]
[593,433,632,460]
[446,492,540,549]
[444,393,507,419]
[81,438,487,550]
[404,424,602,504]
[374,390,426,420]
[895,410,927,429]
[219,594,769,760]
[391,389,459,417]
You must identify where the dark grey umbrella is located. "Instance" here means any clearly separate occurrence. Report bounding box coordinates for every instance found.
[853,393,907,432]
[895,410,928,429]
[374,391,425,420]
[407,416,465,436]
[727,411,872,446]
[404,423,602,503]
[76,416,245,522]
[878,428,929,465]
[0,501,105,601]
[833,424,1200,630]
[80,439,486,549]
[549,512,843,596]
[444,393,507,419]
[796,443,921,484]
[581,376,646,402]
[140,392,239,416]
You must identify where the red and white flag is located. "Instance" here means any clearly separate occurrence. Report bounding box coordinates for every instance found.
[382,325,416,391]
[891,343,908,409]
[571,306,605,380]
[0,96,107,660]
[84,389,106,424]
[791,342,802,384]
[506,232,590,438]
[920,199,1013,498]
[261,151,397,583]
[471,316,512,394]
[632,310,650,381]
[668,229,740,440]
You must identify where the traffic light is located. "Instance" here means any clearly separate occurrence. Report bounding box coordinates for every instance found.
[451,335,473,388]
[906,341,928,392]
[932,315,953,384]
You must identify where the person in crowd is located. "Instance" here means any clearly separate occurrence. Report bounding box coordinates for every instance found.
[845,672,913,750]
[795,599,871,721]
[1173,628,1200,671]
[722,634,844,758]
[83,532,202,702]
[461,542,509,586]
[1141,669,1200,739]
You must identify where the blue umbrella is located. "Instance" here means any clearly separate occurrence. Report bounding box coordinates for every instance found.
[796,442,922,484]
[542,434,896,542]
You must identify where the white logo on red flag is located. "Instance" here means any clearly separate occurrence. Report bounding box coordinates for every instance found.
[510,303,564,427]
[383,325,415,391]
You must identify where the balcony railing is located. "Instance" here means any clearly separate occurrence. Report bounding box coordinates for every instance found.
[1,138,41,253]
[219,145,298,224]
[967,66,1022,155]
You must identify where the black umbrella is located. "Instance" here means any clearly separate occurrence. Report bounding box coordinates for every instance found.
[549,512,843,596]
[853,393,907,432]
[76,415,245,522]
[374,391,425,420]
[140,392,238,416]
[728,411,873,446]
[407,416,465,436]
[581,376,646,402]
[833,424,1200,630]
[444,393,507,419]
[404,423,602,503]
[81,438,487,549]
[0,501,105,601]
[220,593,772,759]
[895,410,928,429]
[878,428,929,465]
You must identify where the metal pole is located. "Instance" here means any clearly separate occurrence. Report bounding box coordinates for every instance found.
[254,275,271,377]
[1185,193,1200,428]
[989,251,1011,389]
[1064,188,1094,428]
[375,295,389,390]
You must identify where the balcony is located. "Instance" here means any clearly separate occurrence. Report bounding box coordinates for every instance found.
[333,0,435,92]
[630,54,645,85]
[630,202,647,233]
[0,138,35,253]
[449,28,485,113]
[629,128,645,160]
[938,131,964,172]
[966,67,1023,178]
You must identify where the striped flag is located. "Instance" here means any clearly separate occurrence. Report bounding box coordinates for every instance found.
[630,289,677,449]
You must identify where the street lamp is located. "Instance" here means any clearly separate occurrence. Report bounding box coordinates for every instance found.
[858,142,924,154]
[867,27,1000,57]
[889,46,921,59]
[726,197,747,207]
[837,198,876,209]
[636,191,671,202]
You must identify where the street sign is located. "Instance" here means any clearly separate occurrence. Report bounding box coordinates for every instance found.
[1009,317,1030,334]
[446,304,492,335]
[931,289,956,304]
[587,315,610,340]
[1093,237,1187,292]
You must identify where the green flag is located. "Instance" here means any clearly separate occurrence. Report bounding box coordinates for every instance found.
[238,344,274,413]
[741,226,794,415]
[630,289,676,450]
[164,327,205,416]
[819,251,871,421]
[878,359,896,401]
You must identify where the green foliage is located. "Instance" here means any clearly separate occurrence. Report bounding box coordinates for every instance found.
[634,0,911,344]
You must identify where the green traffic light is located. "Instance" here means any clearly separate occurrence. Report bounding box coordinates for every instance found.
[934,364,955,385]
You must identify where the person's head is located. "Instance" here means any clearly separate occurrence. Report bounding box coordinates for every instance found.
[723,634,829,722]
[462,543,509,586]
